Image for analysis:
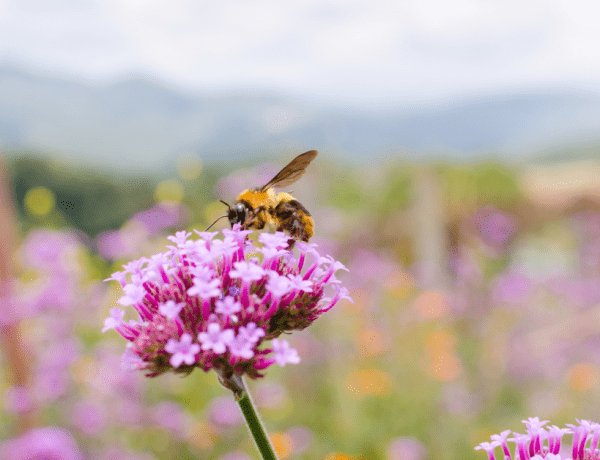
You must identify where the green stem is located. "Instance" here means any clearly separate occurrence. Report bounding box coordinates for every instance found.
[235,379,279,460]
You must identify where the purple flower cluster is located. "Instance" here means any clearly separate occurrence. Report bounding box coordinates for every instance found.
[470,205,517,256]
[476,418,599,460]
[103,226,350,380]
[0,426,83,460]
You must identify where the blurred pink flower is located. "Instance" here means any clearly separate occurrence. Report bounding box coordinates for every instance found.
[95,227,147,261]
[130,203,189,235]
[208,396,244,426]
[287,425,313,454]
[345,249,396,290]
[470,205,517,256]
[70,399,108,436]
[116,399,144,427]
[549,275,600,308]
[217,451,254,460]
[0,426,83,459]
[253,381,288,409]
[491,269,534,305]
[33,368,69,402]
[19,229,80,273]
[150,401,188,437]
[3,385,33,414]
[387,437,427,460]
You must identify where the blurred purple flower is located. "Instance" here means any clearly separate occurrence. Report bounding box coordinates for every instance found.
[549,275,600,308]
[0,426,83,459]
[208,396,244,426]
[150,401,188,437]
[253,381,288,409]
[33,368,69,402]
[287,426,313,454]
[95,226,147,261]
[471,205,517,255]
[116,399,144,427]
[387,437,427,460]
[131,203,189,235]
[491,269,534,305]
[3,385,33,414]
[70,399,108,436]
[39,338,81,369]
[19,229,80,273]
[92,347,146,397]
[217,451,254,460]
[345,249,396,290]
[30,276,78,312]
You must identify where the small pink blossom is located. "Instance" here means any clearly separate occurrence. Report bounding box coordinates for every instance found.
[238,323,265,344]
[117,283,146,306]
[198,323,234,354]
[287,274,313,292]
[165,334,201,368]
[271,338,300,366]
[187,278,221,298]
[215,296,242,316]
[159,300,185,320]
[266,272,293,298]
[167,230,192,246]
[474,441,501,460]
[258,232,289,249]
[230,261,266,282]
[102,308,125,333]
[228,333,256,360]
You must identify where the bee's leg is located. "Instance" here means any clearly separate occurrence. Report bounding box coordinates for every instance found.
[243,206,267,230]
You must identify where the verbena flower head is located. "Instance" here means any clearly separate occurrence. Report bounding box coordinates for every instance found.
[103,226,351,381]
[475,418,600,460]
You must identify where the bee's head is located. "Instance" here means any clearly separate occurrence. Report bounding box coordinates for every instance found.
[204,200,248,232]
[227,202,248,226]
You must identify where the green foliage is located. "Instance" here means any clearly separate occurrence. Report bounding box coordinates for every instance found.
[8,153,157,236]
[439,162,521,210]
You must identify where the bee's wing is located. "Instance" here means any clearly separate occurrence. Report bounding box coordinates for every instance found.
[260,150,318,192]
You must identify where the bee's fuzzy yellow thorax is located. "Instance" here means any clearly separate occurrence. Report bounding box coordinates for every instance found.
[236,189,275,209]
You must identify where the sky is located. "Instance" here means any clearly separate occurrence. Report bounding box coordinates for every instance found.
[1,0,600,105]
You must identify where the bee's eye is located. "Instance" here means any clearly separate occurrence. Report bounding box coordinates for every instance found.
[229,203,247,225]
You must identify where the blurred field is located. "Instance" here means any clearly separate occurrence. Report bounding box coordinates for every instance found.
[1,150,600,460]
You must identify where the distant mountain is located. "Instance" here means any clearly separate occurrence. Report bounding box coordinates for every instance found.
[1,66,600,171]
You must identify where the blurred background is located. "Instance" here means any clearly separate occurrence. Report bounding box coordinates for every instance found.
[1,0,600,459]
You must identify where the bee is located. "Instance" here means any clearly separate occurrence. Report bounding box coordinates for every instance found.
[207,150,318,242]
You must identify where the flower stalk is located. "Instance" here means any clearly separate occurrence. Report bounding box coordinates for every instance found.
[227,375,279,460]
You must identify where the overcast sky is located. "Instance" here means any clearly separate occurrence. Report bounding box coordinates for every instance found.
[1,0,599,105]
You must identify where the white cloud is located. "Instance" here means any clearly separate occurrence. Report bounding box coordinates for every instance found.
[0,0,599,103]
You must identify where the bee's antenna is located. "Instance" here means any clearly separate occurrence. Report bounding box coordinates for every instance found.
[204,200,232,231]
[205,214,228,231]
